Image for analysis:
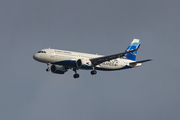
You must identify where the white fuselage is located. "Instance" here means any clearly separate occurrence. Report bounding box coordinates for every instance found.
[33,48,141,71]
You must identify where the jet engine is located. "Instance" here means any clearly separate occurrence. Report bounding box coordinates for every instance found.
[76,59,92,68]
[51,65,68,74]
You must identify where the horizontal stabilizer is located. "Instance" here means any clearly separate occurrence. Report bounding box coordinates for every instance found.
[129,59,152,65]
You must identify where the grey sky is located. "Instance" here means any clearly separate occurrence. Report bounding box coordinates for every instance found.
[0,0,180,120]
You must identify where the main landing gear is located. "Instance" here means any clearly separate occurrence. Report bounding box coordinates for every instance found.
[72,67,97,79]
[91,70,97,75]
[46,63,51,72]
[91,67,97,75]
[73,68,80,79]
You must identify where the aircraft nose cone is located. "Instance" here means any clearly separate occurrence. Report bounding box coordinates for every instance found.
[33,53,43,62]
[33,54,38,60]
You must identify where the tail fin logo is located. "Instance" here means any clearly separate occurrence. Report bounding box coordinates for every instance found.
[126,49,137,55]
[124,39,141,61]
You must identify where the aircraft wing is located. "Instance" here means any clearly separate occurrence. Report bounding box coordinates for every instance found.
[90,48,138,66]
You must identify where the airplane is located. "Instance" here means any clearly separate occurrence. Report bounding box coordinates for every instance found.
[33,39,152,78]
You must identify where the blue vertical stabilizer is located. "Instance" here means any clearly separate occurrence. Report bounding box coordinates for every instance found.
[124,39,141,61]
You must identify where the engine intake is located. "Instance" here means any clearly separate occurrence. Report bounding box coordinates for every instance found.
[51,65,68,74]
[76,59,92,68]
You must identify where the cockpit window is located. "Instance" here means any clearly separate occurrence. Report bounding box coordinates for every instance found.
[38,51,46,53]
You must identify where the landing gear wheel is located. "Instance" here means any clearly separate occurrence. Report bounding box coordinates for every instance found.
[91,70,97,75]
[46,68,50,72]
[73,74,80,78]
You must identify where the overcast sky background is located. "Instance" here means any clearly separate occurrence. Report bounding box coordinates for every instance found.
[0,0,180,120]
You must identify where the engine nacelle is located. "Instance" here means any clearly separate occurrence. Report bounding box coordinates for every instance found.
[51,65,68,74]
[76,59,92,68]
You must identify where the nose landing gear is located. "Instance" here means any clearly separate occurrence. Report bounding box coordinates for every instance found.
[46,63,51,72]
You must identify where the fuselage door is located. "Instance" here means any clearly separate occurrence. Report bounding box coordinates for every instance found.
[50,49,54,58]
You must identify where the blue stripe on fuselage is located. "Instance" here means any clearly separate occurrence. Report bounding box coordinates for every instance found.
[53,60,132,71]
[96,65,132,71]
